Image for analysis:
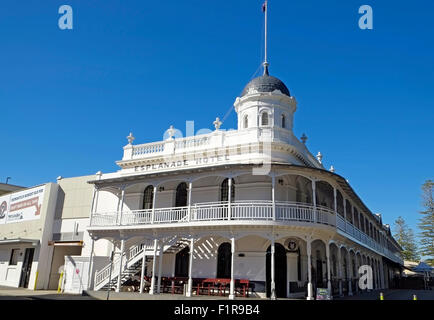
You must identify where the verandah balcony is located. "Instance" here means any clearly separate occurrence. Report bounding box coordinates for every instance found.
[89,200,403,265]
[90,201,336,228]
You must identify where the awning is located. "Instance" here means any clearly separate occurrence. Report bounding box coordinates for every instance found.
[0,238,39,246]
[413,262,434,273]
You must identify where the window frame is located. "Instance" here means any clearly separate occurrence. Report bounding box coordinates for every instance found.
[9,249,20,266]
[243,115,248,129]
[261,111,269,126]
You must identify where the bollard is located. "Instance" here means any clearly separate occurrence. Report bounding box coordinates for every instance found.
[380,292,384,300]
[57,271,64,293]
[413,294,417,300]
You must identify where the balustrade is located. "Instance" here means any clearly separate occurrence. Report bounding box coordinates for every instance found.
[90,201,402,265]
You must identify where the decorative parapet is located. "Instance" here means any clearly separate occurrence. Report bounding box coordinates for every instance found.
[119,127,321,169]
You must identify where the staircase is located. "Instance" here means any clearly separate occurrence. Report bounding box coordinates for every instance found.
[93,236,189,291]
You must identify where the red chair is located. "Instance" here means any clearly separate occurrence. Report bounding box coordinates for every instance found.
[198,278,219,295]
[215,278,231,296]
[236,279,250,297]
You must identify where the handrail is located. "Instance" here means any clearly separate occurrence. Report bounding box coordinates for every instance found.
[91,201,334,226]
[91,201,402,265]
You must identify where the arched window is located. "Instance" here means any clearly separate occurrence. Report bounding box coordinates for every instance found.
[243,115,248,129]
[175,182,188,207]
[142,185,154,210]
[354,207,359,229]
[261,112,269,126]
[216,242,231,278]
[352,259,356,277]
[281,114,286,128]
[175,246,190,277]
[220,178,235,202]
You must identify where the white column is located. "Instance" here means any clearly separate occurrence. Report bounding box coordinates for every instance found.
[376,261,380,289]
[229,237,235,300]
[343,199,348,232]
[228,178,232,220]
[116,239,125,292]
[326,243,332,295]
[157,242,164,294]
[139,240,147,294]
[377,261,381,289]
[380,260,385,289]
[118,188,125,225]
[87,238,95,290]
[355,255,359,294]
[372,260,376,289]
[352,205,355,228]
[149,239,158,295]
[187,181,193,222]
[312,180,317,223]
[116,191,121,225]
[337,248,343,296]
[271,175,276,221]
[151,186,157,224]
[186,237,195,297]
[333,187,337,214]
[347,252,353,296]
[87,186,99,290]
[270,238,276,300]
[89,186,98,227]
[307,238,314,300]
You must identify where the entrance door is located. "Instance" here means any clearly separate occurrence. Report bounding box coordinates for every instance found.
[174,246,189,277]
[19,248,35,288]
[316,258,323,287]
[266,243,287,298]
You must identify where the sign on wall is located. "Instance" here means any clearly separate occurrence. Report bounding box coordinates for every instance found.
[0,186,45,225]
[316,287,331,300]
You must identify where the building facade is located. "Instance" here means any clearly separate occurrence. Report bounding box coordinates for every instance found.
[84,65,404,299]
[0,183,59,289]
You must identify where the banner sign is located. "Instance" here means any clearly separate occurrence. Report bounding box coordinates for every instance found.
[0,186,45,224]
[316,288,331,300]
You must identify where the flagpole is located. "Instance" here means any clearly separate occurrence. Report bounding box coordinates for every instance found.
[264,0,267,65]
[263,0,269,75]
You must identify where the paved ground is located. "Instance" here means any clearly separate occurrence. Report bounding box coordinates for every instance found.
[335,289,434,300]
[0,286,95,300]
[0,286,433,300]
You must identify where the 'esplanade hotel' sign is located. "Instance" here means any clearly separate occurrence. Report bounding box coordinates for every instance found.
[134,155,231,172]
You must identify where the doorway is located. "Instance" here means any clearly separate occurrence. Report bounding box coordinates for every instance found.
[266,243,287,298]
[174,246,189,277]
[19,248,35,288]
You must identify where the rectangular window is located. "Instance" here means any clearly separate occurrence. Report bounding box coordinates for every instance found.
[9,249,20,265]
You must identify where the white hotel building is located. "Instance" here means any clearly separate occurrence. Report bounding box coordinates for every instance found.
[0,66,403,299]
[83,61,404,299]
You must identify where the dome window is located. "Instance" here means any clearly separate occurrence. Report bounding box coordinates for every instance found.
[281,114,286,128]
[243,115,249,129]
[261,112,269,126]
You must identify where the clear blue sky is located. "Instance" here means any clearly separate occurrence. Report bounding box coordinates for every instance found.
[0,1,433,238]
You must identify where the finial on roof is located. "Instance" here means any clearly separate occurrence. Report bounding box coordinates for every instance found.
[316,152,323,164]
[127,132,135,145]
[301,133,308,144]
[166,125,175,140]
[263,62,269,76]
[213,117,222,130]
